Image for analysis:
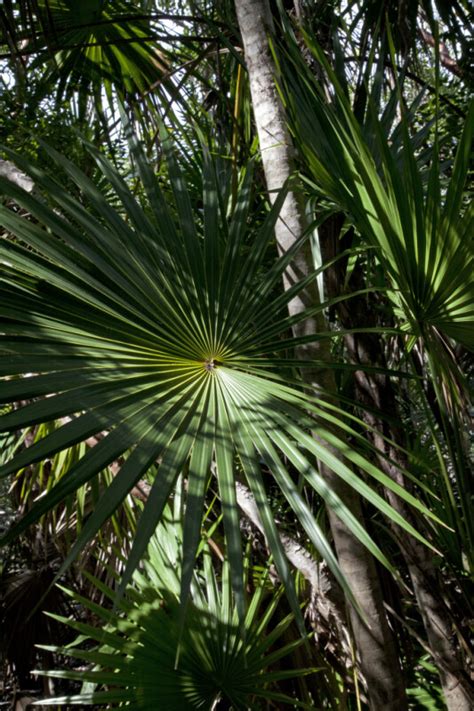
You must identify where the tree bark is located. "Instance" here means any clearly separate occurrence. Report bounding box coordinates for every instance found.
[234,1,408,708]
[319,216,474,710]
[363,381,473,711]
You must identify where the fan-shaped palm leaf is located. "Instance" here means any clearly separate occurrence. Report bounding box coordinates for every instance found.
[1,0,178,118]
[278,35,473,571]
[0,131,439,621]
[35,509,317,709]
[279,36,474,352]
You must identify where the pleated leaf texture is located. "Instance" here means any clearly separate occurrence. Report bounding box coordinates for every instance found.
[0,133,437,618]
[21,0,173,108]
[281,35,474,351]
[35,509,316,709]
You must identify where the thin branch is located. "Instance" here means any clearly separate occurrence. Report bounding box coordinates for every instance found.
[418,27,462,77]
[344,56,466,118]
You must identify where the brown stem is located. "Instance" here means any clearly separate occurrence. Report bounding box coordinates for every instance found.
[418,28,462,77]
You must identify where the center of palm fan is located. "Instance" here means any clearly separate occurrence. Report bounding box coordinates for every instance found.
[204,358,222,371]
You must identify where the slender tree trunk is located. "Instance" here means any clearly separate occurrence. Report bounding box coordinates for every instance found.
[234,1,408,708]
[363,378,473,711]
[320,216,474,710]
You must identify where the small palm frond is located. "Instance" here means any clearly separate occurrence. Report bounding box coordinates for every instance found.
[280,36,474,353]
[35,509,317,709]
[0,132,440,621]
[1,1,180,119]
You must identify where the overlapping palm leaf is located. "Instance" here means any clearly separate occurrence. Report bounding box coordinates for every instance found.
[1,0,178,116]
[278,35,473,568]
[0,132,439,619]
[35,509,316,709]
[8,417,143,591]
[279,36,474,352]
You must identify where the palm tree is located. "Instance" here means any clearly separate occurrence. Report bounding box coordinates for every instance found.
[234,1,407,707]
[278,23,473,710]
[0,1,472,708]
[0,108,439,709]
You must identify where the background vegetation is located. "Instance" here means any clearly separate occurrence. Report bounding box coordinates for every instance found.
[0,1,472,709]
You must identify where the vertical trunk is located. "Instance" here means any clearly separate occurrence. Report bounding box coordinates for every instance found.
[320,216,474,711]
[368,402,473,711]
[234,1,407,708]
[364,384,473,711]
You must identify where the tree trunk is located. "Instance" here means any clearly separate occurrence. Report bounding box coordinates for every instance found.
[235,481,352,674]
[234,1,408,708]
[363,379,473,711]
[319,215,474,710]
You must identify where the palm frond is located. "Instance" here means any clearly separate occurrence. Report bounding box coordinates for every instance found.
[279,36,474,353]
[0,133,439,621]
[34,509,317,709]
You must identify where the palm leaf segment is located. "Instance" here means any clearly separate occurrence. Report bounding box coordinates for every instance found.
[0,132,437,618]
[36,510,315,709]
[280,37,474,351]
[23,0,171,107]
